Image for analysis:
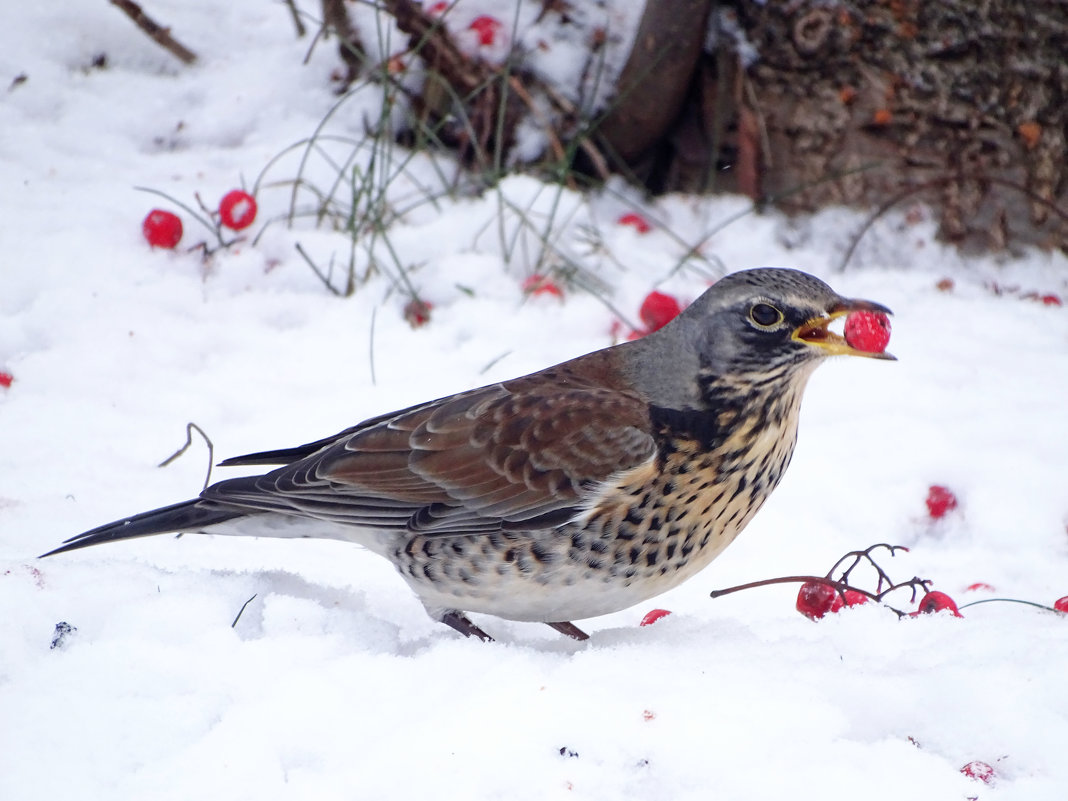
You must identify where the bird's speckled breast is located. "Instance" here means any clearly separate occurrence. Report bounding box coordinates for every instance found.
[391,382,806,623]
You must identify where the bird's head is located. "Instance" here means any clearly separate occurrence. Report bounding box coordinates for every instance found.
[686,267,895,370]
[625,268,894,408]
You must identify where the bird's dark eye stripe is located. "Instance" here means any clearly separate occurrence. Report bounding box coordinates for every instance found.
[749,303,783,327]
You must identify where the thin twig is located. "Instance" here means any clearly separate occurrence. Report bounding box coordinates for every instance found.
[508,75,570,181]
[282,0,306,37]
[133,186,232,251]
[479,351,512,375]
[231,594,258,628]
[957,597,1062,613]
[368,306,377,386]
[158,422,215,492]
[295,241,344,296]
[109,0,197,65]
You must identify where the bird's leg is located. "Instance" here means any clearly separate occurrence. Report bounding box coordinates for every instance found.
[546,621,590,641]
[440,610,494,642]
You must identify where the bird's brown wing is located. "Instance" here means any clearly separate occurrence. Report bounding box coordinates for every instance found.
[204,379,655,535]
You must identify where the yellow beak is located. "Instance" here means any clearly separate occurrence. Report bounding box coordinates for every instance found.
[792,299,897,360]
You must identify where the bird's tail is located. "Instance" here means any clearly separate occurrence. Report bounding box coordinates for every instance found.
[41,500,243,558]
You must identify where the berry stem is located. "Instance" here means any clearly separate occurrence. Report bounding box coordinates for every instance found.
[135,186,237,254]
[710,575,840,598]
[710,543,932,619]
[825,543,909,593]
[135,186,214,234]
[956,597,1062,613]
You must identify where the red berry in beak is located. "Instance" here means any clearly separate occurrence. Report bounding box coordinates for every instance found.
[843,310,891,353]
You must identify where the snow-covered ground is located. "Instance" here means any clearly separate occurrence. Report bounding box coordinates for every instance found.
[3,3,1067,800]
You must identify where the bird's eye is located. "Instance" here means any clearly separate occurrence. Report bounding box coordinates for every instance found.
[749,302,784,328]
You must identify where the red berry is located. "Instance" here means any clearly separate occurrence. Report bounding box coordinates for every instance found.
[639,608,672,627]
[960,761,995,784]
[1054,596,1068,613]
[403,298,433,328]
[219,190,257,231]
[1041,293,1063,306]
[796,580,844,620]
[142,209,183,249]
[914,590,963,617]
[427,1,448,14]
[639,291,682,333]
[469,15,502,46]
[842,589,869,607]
[0,371,12,389]
[925,485,959,519]
[965,582,995,592]
[522,274,564,299]
[618,212,652,234]
[843,310,892,353]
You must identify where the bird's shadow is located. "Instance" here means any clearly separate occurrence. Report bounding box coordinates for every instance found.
[216,567,637,656]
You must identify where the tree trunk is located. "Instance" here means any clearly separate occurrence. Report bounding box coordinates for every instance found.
[685,0,1068,254]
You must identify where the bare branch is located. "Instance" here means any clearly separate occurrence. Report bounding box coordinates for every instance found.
[283,0,306,38]
[109,0,197,65]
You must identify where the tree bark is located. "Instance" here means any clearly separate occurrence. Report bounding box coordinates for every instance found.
[703,0,1068,253]
[596,0,714,174]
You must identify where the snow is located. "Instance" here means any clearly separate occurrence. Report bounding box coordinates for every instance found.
[3,2,1068,800]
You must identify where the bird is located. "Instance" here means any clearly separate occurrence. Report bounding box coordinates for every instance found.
[43,268,894,641]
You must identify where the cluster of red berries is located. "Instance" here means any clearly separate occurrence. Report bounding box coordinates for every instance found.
[794,584,966,620]
[794,581,871,619]
[141,189,257,249]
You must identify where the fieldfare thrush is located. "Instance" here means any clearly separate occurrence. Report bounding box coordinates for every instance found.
[44,268,894,641]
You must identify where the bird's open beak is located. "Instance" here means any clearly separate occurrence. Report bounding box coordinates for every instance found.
[792,299,897,360]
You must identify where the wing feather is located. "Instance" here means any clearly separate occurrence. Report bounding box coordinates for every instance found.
[205,349,657,535]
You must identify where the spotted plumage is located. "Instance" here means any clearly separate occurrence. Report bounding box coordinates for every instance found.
[43,268,894,641]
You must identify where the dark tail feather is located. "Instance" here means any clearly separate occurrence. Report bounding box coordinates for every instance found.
[217,427,364,467]
[218,446,318,467]
[41,500,243,558]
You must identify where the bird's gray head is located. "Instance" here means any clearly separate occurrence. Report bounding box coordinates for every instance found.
[624,268,894,408]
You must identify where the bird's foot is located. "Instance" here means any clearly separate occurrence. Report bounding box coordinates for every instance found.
[440,610,494,642]
[546,621,590,641]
